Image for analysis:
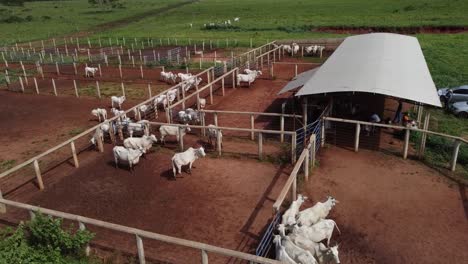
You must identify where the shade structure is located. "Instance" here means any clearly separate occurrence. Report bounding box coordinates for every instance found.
[296,33,441,107]
[278,67,319,94]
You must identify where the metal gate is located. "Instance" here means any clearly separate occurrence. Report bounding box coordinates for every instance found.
[255,212,281,258]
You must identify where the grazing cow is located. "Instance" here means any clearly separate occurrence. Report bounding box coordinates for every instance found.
[124,134,157,152]
[236,72,257,87]
[159,125,191,144]
[282,194,307,226]
[171,147,206,177]
[111,95,126,109]
[85,66,98,77]
[297,196,339,227]
[207,124,222,147]
[127,120,149,137]
[292,219,341,247]
[113,146,145,169]
[91,108,107,122]
[198,98,206,109]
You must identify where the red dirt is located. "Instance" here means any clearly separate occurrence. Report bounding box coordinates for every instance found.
[306,146,468,263]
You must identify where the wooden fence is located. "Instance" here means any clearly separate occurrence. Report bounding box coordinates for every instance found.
[0,198,280,264]
[322,116,468,172]
[272,135,316,212]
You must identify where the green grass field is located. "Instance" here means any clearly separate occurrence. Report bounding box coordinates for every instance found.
[0,0,183,44]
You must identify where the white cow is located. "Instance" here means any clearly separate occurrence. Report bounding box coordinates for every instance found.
[297,196,338,227]
[160,71,177,84]
[123,134,157,152]
[178,108,200,124]
[159,125,191,144]
[182,77,202,92]
[273,235,298,264]
[207,124,222,147]
[111,95,126,109]
[276,233,318,264]
[91,108,107,122]
[198,98,206,109]
[111,107,127,120]
[244,69,262,78]
[282,194,307,226]
[234,17,239,22]
[171,147,206,177]
[236,72,257,87]
[178,72,193,83]
[85,66,98,77]
[292,219,341,247]
[292,43,300,55]
[127,120,148,137]
[283,45,292,54]
[312,243,340,264]
[113,146,145,169]
[133,104,149,119]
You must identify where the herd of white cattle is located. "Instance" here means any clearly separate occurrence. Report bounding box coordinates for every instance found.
[89,94,223,178]
[275,195,341,264]
[274,43,326,56]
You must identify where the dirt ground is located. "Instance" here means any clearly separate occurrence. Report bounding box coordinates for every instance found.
[306,146,468,263]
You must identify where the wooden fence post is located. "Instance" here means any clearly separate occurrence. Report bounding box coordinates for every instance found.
[209,84,213,105]
[178,126,184,151]
[419,113,430,159]
[52,78,57,96]
[217,129,222,156]
[136,235,146,264]
[56,62,60,75]
[140,65,144,79]
[451,140,462,172]
[70,141,79,168]
[291,175,297,201]
[201,112,206,137]
[19,76,25,93]
[250,115,255,140]
[73,79,79,97]
[304,150,309,181]
[147,83,152,99]
[213,113,218,127]
[73,62,77,75]
[201,250,208,264]
[33,160,44,190]
[0,189,6,213]
[258,132,263,160]
[121,82,126,97]
[295,64,298,77]
[292,133,297,163]
[33,77,39,94]
[403,128,410,159]
[96,81,101,98]
[98,64,102,77]
[311,134,316,168]
[354,123,360,152]
[119,64,123,79]
[321,119,325,147]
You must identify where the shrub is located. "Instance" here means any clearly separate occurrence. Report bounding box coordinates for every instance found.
[0,213,95,263]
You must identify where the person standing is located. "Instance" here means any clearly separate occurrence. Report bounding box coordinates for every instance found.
[393,100,403,124]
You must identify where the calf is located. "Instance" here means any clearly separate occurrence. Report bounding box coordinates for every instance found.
[113,146,145,169]
[111,95,126,109]
[91,108,107,122]
[236,73,256,87]
[159,125,191,144]
[85,66,98,77]
[171,147,206,178]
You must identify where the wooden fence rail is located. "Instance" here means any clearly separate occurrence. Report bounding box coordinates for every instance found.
[322,116,468,172]
[0,198,280,264]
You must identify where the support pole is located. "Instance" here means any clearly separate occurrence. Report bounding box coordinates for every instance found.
[0,189,5,213]
[250,114,255,140]
[291,176,297,202]
[34,77,39,94]
[354,123,361,152]
[70,141,79,168]
[52,78,57,96]
[450,140,462,171]
[258,132,263,160]
[136,235,146,264]
[178,126,184,151]
[201,250,208,264]
[33,160,44,190]
[217,129,222,156]
[304,151,309,181]
[419,113,430,159]
[96,81,101,98]
[73,80,79,97]
[403,128,410,159]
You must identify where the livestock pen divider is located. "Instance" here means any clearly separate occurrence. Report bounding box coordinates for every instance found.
[0,198,281,264]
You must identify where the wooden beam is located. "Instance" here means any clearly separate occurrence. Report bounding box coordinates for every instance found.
[33,160,44,190]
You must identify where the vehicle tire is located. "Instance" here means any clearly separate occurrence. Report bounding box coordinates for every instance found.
[440,96,447,108]
[458,112,468,118]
